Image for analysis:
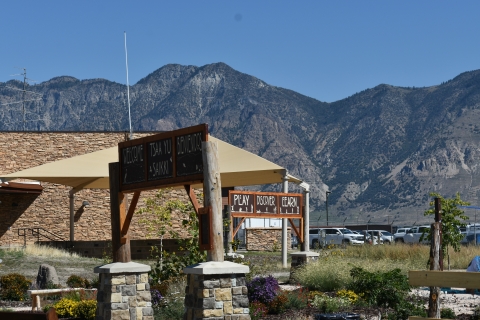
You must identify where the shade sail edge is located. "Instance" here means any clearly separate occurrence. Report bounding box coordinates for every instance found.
[2,135,302,190]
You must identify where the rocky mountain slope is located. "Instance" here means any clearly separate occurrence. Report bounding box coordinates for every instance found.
[2,63,480,225]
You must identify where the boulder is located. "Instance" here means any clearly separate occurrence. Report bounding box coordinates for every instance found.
[36,264,59,289]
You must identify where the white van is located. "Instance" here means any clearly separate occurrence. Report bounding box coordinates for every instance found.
[309,228,365,247]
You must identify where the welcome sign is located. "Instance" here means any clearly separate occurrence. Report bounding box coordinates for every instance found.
[118,124,208,192]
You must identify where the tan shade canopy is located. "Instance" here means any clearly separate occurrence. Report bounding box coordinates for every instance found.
[2,136,301,190]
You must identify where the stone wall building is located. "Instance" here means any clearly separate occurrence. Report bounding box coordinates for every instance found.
[245,228,291,251]
[0,131,193,247]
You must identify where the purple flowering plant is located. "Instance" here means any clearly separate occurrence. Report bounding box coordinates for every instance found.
[246,275,280,304]
[151,289,163,308]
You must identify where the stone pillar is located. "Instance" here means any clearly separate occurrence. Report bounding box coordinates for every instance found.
[94,262,152,320]
[290,251,319,268]
[183,261,250,320]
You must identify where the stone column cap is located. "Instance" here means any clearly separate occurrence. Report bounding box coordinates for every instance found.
[290,251,320,257]
[94,262,151,274]
[184,261,250,275]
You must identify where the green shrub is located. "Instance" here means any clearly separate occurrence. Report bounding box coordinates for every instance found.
[348,267,410,309]
[284,288,308,310]
[440,307,456,319]
[66,274,89,288]
[153,297,184,320]
[42,304,55,313]
[0,273,31,301]
[54,298,79,318]
[311,294,351,313]
[89,276,100,289]
[386,299,426,320]
[74,299,97,320]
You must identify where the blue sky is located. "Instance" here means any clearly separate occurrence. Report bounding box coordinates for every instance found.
[1,1,480,102]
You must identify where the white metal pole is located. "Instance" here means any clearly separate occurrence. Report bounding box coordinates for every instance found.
[304,188,310,251]
[282,171,288,268]
[124,32,133,140]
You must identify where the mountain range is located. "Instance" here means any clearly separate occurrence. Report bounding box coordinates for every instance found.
[2,62,480,225]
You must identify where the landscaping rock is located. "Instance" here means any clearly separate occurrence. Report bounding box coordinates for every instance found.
[36,264,59,288]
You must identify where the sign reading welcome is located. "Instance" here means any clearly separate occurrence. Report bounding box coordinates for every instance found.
[118,124,208,191]
[229,191,303,218]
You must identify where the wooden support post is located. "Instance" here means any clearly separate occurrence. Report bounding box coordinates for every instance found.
[202,141,224,262]
[121,191,141,238]
[428,198,442,318]
[69,192,74,242]
[233,217,246,239]
[225,205,232,253]
[288,218,302,242]
[109,162,131,263]
[185,185,200,215]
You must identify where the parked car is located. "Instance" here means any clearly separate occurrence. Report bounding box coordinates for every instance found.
[359,230,384,245]
[394,227,411,242]
[370,230,394,244]
[460,224,480,244]
[403,225,430,244]
[309,228,365,247]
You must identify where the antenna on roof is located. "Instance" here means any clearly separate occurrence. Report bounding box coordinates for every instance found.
[4,68,42,131]
[124,31,133,140]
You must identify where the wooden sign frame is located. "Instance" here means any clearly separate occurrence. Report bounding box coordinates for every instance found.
[118,124,208,193]
[229,190,304,243]
[229,190,303,218]
[198,206,213,250]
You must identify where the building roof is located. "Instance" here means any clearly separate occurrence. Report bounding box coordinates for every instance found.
[2,136,302,190]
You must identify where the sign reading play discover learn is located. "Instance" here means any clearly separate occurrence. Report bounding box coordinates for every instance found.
[118,124,208,192]
[229,190,303,218]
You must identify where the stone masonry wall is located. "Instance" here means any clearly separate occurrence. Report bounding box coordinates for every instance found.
[184,273,250,320]
[245,228,291,251]
[96,271,152,320]
[0,132,197,245]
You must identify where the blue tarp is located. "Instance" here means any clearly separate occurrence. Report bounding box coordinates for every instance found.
[467,256,480,272]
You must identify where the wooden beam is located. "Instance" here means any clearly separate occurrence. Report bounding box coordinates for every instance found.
[233,217,246,239]
[288,218,302,242]
[119,192,126,234]
[300,218,304,243]
[121,191,141,236]
[184,185,200,215]
[109,162,131,262]
[409,270,480,288]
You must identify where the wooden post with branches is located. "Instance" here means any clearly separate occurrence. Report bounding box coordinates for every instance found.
[202,141,224,262]
[428,197,442,318]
